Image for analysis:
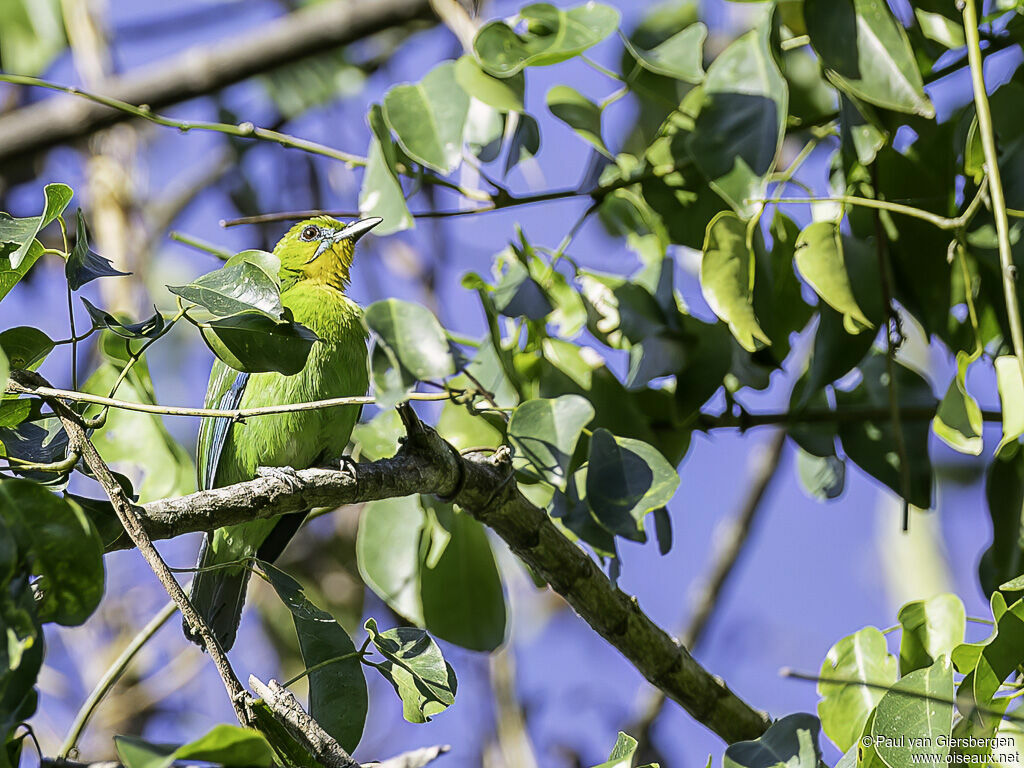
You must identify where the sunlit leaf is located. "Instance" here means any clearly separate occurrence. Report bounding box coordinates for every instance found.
[620,22,706,83]
[364,617,457,724]
[995,355,1024,455]
[454,55,525,112]
[0,327,53,371]
[794,222,874,334]
[473,2,620,77]
[871,657,953,767]
[0,183,72,269]
[547,85,610,157]
[115,726,275,768]
[167,260,283,319]
[724,713,822,768]
[508,395,594,489]
[898,593,966,676]
[932,350,983,455]
[360,104,414,234]
[261,563,368,752]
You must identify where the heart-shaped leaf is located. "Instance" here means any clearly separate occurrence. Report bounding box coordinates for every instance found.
[0,183,72,269]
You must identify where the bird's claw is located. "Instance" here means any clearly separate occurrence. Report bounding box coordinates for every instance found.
[338,455,358,480]
[257,465,304,493]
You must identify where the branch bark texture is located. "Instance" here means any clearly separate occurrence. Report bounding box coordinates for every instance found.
[123,405,770,743]
[0,0,433,166]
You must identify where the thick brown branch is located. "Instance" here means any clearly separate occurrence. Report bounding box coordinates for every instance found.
[0,0,433,167]
[120,405,769,743]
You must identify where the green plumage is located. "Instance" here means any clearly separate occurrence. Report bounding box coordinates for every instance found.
[187,216,377,651]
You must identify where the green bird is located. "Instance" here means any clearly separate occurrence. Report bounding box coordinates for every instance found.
[186,215,380,651]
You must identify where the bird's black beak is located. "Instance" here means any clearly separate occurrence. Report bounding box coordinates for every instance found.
[335,217,384,243]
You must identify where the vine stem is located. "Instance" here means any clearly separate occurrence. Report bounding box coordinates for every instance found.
[962,0,1024,382]
[59,598,179,759]
[760,192,986,231]
[5,382,453,420]
[0,74,367,167]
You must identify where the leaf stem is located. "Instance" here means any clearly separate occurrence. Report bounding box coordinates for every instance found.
[281,647,369,689]
[58,598,179,759]
[962,0,1024,382]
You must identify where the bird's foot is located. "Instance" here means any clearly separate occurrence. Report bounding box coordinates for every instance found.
[338,455,358,481]
[257,465,304,493]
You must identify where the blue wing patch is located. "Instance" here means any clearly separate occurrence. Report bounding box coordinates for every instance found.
[203,371,250,491]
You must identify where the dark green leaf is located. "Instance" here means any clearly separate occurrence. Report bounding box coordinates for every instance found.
[473,2,620,77]
[492,260,553,320]
[980,446,1024,596]
[167,260,283,319]
[200,311,318,375]
[0,183,72,269]
[357,496,426,624]
[383,61,470,174]
[0,326,52,371]
[586,428,679,542]
[836,353,934,509]
[620,23,706,83]
[81,298,165,340]
[261,563,368,752]
[805,0,934,117]
[505,113,541,176]
[724,713,822,768]
[364,617,457,724]
[0,240,43,304]
[65,209,129,291]
[508,395,594,489]
[687,21,788,216]
[0,479,103,625]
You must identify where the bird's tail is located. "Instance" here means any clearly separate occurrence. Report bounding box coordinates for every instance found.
[185,512,310,651]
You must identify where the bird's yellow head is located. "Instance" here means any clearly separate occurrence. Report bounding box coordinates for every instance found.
[274,215,382,291]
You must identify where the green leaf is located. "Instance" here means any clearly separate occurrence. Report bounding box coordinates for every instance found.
[492,259,553,320]
[351,409,404,462]
[995,355,1024,455]
[473,2,620,77]
[795,448,846,501]
[724,713,822,768]
[167,260,283,319]
[81,298,165,340]
[0,183,72,269]
[65,209,129,291]
[897,594,966,676]
[589,731,645,768]
[364,617,457,724]
[956,597,1024,721]
[83,359,194,504]
[383,61,470,174]
[817,626,898,752]
[980,447,1024,596]
[364,299,456,406]
[454,55,525,112]
[586,428,680,542]
[0,0,64,76]
[932,350,983,455]
[357,497,426,625]
[0,327,53,371]
[836,353,934,509]
[200,311,318,375]
[115,726,276,768]
[421,508,507,652]
[547,85,610,157]
[700,212,770,352]
[0,479,103,625]
[360,104,414,234]
[621,22,706,83]
[794,222,874,334]
[0,240,43,304]
[505,113,541,175]
[871,657,953,768]
[805,0,934,117]
[687,20,788,217]
[261,563,368,752]
[508,395,594,489]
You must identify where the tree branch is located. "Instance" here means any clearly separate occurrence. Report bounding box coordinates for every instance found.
[113,403,769,743]
[0,0,434,167]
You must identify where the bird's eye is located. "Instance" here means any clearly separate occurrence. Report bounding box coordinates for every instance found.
[300,225,319,241]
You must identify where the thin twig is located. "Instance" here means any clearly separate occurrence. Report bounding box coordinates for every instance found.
[0,74,367,167]
[59,599,179,758]
[18,370,251,726]
[962,0,1024,383]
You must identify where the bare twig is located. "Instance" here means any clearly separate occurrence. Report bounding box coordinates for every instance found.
[14,370,251,726]
[0,0,435,166]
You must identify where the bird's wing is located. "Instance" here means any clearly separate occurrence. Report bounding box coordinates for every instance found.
[196,359,250,491]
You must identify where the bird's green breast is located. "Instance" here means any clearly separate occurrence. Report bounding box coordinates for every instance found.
[211,283,369,487]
